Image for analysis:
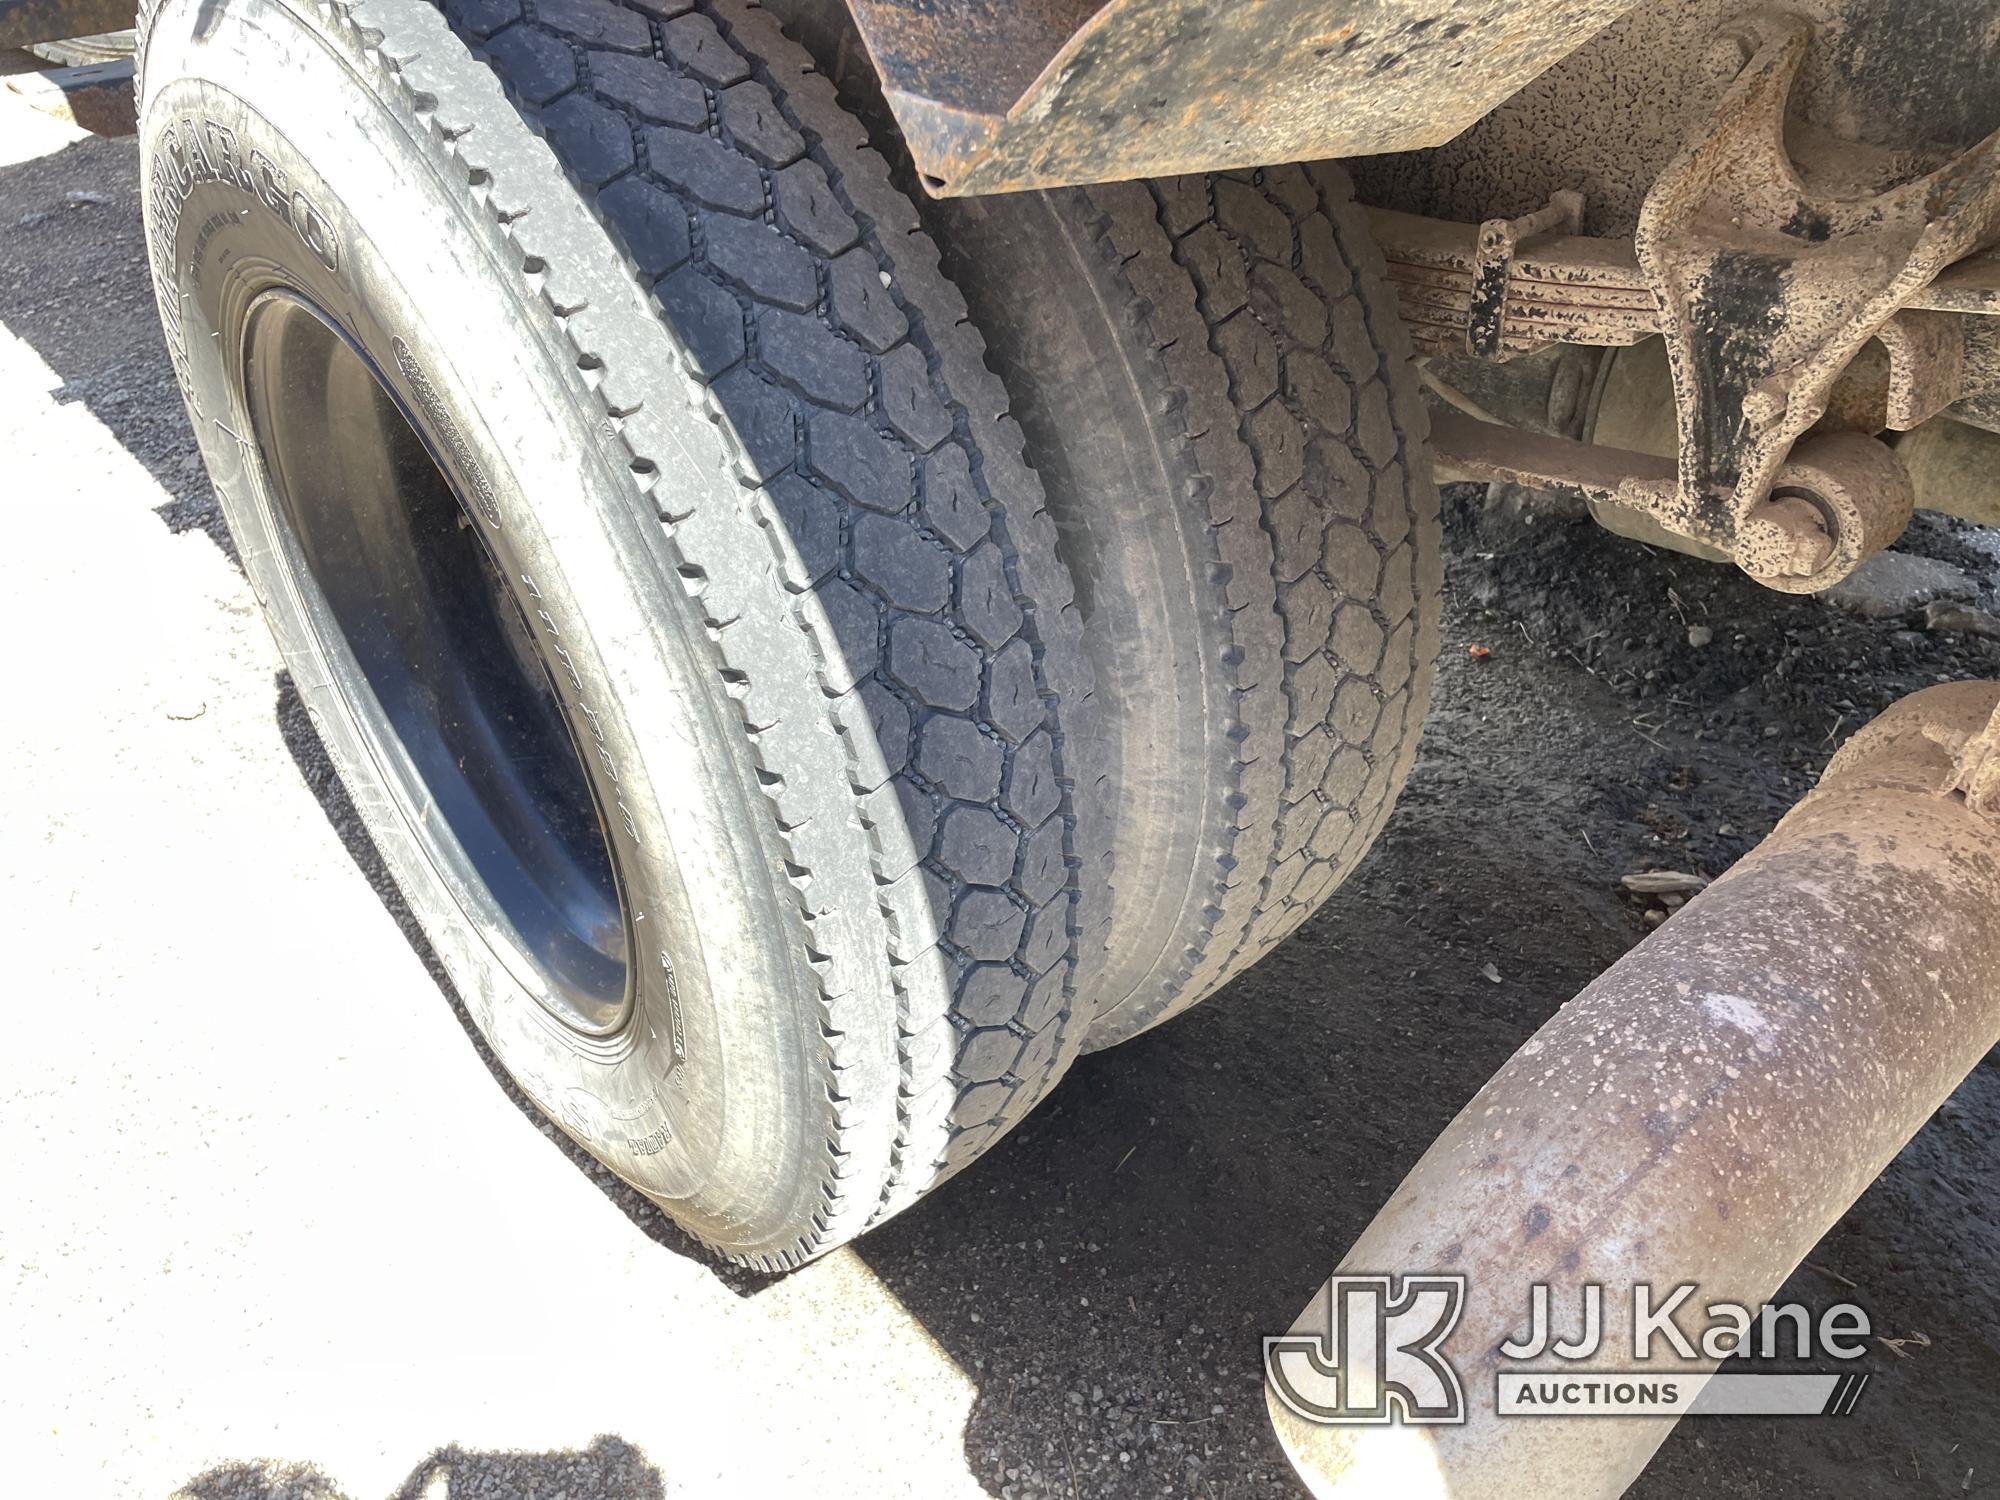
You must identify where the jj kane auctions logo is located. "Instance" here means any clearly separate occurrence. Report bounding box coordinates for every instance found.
[1266,1276,1874,1424]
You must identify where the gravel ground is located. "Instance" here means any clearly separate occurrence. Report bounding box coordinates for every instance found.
[3,90,1997,1500]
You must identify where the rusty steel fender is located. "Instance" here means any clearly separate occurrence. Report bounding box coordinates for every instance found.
[835,0,1643,196]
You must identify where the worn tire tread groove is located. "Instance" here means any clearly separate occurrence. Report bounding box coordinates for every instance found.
[139,0,1103,1266]
[1086,164,1441,1045]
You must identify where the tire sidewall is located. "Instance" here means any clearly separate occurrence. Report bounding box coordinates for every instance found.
[139,0,831,1251]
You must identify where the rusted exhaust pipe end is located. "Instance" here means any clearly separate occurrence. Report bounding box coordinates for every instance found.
[1271,681,2000,1500]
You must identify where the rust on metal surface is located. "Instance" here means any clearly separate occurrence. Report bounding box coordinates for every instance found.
[1739,431,1915,592]
[1375,208,2000,363]
[1896,416,2000,524]
[1876,310,1966,431]
[1942,693,2000,815]
[1270,678,2000,1499]
[1427,410,1914,596]
[1370,207,1659,360]
[1920,251,2000,315]
[1730,495,1836,583]
[1428,408,1725,543]
[1633,12,2000,524]
[1952,318,2000,433]
[1382,10,2000,594]
[840,0,1644,196]
[0,0,132,49]
[5,58,134,135]
[1467,190,1587,357]
[1351,0,2000,242]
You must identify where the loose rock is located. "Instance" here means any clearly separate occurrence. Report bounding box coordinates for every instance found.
[1821,551,1976,620]
[1924,599,2000,640]
[1621,870,1708,895]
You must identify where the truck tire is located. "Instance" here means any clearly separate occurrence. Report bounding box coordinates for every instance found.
[768,7,1444,1049]
[137,0,1103,1266]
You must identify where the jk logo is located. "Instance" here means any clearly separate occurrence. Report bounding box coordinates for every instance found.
[1265,1274,1467,1425]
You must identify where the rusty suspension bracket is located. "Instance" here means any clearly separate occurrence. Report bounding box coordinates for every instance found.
[1637,13,2000,557]
[1374,10,2000,595]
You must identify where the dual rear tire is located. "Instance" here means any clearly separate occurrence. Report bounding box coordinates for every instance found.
[137,0,1439,1262]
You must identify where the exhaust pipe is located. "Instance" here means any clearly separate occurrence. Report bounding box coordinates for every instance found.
[1268,680,2000,1498]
